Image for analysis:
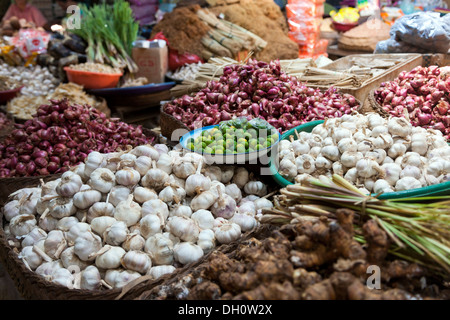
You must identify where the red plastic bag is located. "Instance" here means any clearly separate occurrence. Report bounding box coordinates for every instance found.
[151,32,203,71]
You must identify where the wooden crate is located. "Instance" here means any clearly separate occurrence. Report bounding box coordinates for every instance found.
[310,53,423,106]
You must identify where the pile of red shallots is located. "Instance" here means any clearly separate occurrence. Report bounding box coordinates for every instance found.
[0,99,154,178]
[374,65,450,139]
[163,59,360,132]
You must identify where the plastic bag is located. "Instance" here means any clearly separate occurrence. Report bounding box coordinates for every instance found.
[151,32,203,71]
[374,38,429,54]
[389,12,450,53]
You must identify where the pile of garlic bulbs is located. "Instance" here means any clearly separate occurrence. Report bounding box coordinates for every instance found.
[278,113,450,194]
[3,144,272,290]
[0,63,59,96]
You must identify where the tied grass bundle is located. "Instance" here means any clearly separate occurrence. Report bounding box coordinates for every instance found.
[261,174,450,277]
[71,0,139,73]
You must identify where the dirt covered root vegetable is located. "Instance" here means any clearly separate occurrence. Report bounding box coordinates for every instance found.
[163,58,360,133]
[136,208,446,301]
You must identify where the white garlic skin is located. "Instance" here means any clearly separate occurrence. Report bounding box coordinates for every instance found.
[139,214,163,239]
[56,171,83,197]
[197,229,216,254]
[80,265,102,290]
[44,229,67,260]
[89,168,116,193]
[60,246,90,270]
[91,216,117,236]
[173,242,204,265]
[95,246,126,269]
[66,222,91,246]
[19,246,43,270]
[166,216,200,242]
[9,214,37,237]
[133,187,158,204]
[114,195,141,227]
[141,199,169,221]
[144,233,174,266]
[214,222,241,244]
[4,200,20,222]
[121,250,152,274]
[191,209,215,230]
[147,265,176,280]
[104,221,129,246]
[74,231,102,261]
[122,233,146,252]
[51,268,75,289]
[108,185,131,207]
[21,227,47,248]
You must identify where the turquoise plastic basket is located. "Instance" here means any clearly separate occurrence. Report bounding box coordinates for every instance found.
[269,121,450,200]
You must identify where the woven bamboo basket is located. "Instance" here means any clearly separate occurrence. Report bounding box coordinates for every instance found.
[0,200,273,300]
[159,105,190,142]
[366,89,390,118]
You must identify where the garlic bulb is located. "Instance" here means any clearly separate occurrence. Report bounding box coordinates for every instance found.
[387,117,411,138]
[141,161,169,191]
[373,179,394,194]
[114,194,141,227]
[38,215,59,232]
[4,200,20,222]
[140,214,163,239]
[167,216,200,242]
[134,156,153,176]
[254,198,273,211]
[106,269,141,289]
[295,154,316,174]
[51,268,75,289]
[44,230,67,260]
[130,145,160,161]
[48,197,77,219]
[104,221,129,246]
[35,260,63,280]
[395,176,422,191]
[95,245,126,269]
[56,216,79,233]
[87,201,115,223]
[108,185,131,207]
[66,222,91,245]
[156,153,173,174]
[279,158,297,181]
[167,174,186,189]
[122,233,146,251]
[9,214,37,237]
[88,168,116,193]
[144,233,174,265]
[74,230,102,261]
[80,265,102,290]
[204,166,222,181]
[83,151,104,177]
[224,183,242,203]
[220,166,235,184]
[121,250,152,274]
[141,199,169,221]
[73,189,102,210]
[230,212,258,231]
[173,242,204,265]
[185,161,211,196]
[21,227,47,247]
[159,185,186,204]
[172,158,196,179]
[214,222,241,244]
[237,200,256,215]
[133,186,158,204]
[147,265,176,280]
[190,190,217,212]
[243,181,267,197]
[191,209,215,230]
[56,171,83,197]
[19,246,43,270]
[60,246,90,270]
[115,167,141,186]
[210,189,236,219]
[232,167,249,188]
[169,204,192,218]
[91,216,117,236]
[196,229,215,253]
